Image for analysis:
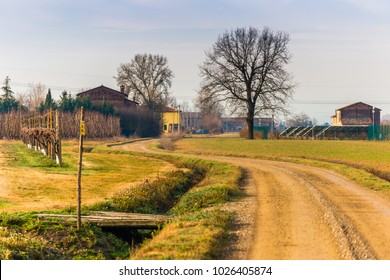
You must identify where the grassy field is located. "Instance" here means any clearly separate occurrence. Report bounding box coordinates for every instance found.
[176,136,390,165]
[175,136,390,192]
[0,140,177,212]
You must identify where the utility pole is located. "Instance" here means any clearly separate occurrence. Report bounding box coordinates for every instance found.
[372,106,375,141]
[77,106,85,230]
[178,105,181,133]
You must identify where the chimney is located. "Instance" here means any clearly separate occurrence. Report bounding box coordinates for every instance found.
[120,85,125,93]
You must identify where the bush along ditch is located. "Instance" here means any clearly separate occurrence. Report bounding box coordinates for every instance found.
[90,168,206,214]
[0,212,129,260]
[130,157,243,260]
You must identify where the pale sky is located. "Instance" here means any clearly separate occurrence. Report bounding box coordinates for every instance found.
[1,0,390,124]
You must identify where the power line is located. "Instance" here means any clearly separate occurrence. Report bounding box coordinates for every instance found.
[291,100,390,105]
[0,66,109,79]
[299,84,390,88]
[10,81,81,92]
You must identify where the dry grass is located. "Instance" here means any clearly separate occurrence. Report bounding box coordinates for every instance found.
[0,140,177,213]
[132,210,230,260]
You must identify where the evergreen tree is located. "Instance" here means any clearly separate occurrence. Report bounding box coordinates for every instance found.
[76,96,93,111]
[58,90,77,112]
[44,89,55,109]
[39,89,57,113]
[0,76,19,113]
[1,76,14,98]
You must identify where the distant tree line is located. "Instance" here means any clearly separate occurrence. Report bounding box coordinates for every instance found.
[0,76,114,116]
[38,90,114,116]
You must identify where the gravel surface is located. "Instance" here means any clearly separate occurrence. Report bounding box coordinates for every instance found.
[217,169,257,260]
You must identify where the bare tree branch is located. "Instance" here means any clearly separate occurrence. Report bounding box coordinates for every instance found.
[198,27,296,139]
[115,53,174,110]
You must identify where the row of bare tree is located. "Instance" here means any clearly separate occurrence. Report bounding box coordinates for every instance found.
[0,110,120,139]
[60,111,121,139]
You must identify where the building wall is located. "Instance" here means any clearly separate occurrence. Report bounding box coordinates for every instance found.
[332,103,380,126]
[162,111,182,133]
[332,111,343,126]
[77,86,137,113]
[181,112,202,132]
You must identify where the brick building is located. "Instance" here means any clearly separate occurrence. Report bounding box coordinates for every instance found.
[332,102,381,126]
[76,85,138,113]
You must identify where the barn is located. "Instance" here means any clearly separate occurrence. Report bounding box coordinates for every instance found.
[77,85,138,113]
[281,102,384,140]
[332,102,381,126]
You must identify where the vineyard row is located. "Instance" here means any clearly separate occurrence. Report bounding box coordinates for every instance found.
[0,110,121,139]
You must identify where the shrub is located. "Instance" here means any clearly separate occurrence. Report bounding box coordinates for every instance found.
[111,168,205,214]
[159,137,175,150]
[159,133,182,150]
[0,213,129,260]
[119,107,161,137]
[239,127,265,139]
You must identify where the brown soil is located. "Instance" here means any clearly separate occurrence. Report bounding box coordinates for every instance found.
[115,139,390,260]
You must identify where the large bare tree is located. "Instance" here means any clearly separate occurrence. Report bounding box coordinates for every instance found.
[286,112,313,127]
[199,27,295,139]
[16,82,46,112]
[115,53,174,110]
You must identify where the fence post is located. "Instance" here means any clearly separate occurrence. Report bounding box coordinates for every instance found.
[77,106,85,230]
[55,110,62,166]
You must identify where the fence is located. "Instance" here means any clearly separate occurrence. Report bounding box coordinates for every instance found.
[280,125,390,141]
[280,126,369,140]
[368,125,390,141]
[20,109,62,165]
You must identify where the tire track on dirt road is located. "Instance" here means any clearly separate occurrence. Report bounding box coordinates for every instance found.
[115,139,390,260]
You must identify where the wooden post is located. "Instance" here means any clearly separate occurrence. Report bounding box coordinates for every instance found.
[48,109,52,159]
[77,106,85,230]
[55,110,62,166]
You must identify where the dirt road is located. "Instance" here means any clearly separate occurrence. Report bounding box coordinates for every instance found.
[115,140,390,260]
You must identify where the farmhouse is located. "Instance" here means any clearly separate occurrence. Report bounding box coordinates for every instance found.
[162,106,182,133]
[332,102,381,126]
[77,85,138,113]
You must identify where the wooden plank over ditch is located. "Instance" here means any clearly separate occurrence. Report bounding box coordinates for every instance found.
[37,211,171,229]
